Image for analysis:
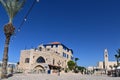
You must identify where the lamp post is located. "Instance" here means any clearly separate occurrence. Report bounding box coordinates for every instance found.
[57,60,61,76]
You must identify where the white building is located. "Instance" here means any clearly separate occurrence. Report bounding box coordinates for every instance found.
[97,49,117,70]
[0,61,16,68]
[87,49,117,75]
[0,61,17,74]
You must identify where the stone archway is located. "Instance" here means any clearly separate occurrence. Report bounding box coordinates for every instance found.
[33,65,45,73]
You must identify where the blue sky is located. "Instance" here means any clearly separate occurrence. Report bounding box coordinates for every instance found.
[0,0,120,67]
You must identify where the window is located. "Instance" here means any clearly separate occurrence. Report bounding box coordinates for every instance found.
[36,56,45,63]
[63,52,66,57]
[25,58,30,63]
[67,54,69,58]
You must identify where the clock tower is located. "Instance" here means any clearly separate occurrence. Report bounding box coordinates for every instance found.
[104,48,109,70]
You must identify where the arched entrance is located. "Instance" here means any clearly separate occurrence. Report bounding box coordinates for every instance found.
[33,65,45,73]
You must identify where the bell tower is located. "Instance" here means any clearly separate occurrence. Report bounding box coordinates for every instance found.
[104,48,109,70]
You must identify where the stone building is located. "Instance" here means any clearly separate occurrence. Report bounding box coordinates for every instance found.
[0,61,16,74]
[18,42,73,73]
[87,49,117,75]
[97,49,117,70]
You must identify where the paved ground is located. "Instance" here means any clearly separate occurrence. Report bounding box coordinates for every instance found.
[2,73,120,80]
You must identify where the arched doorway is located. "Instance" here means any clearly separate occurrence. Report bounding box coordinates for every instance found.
[33,65,45,73]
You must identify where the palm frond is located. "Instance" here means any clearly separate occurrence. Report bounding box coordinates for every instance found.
[0,0,26,23]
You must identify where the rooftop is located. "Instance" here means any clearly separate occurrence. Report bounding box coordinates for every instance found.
[50,42,61,45]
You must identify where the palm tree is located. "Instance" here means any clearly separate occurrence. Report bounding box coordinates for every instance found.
[0,0,26,78]
[75,58,79,66]
[115,49,120,67]
[115,54,120,67]
[74,58,79,72]
[109,65,113,70]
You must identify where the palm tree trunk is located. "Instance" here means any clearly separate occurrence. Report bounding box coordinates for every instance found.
[2,35,10,78]
[2,23,15,79]
[117,59,119,67]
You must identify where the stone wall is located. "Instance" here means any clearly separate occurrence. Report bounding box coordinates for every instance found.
[18,43,73,73]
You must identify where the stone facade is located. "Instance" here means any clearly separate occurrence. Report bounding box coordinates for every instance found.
[18,42,73,73]
[97,49,117,70]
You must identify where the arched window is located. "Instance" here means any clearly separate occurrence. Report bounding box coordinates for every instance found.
[25,58,30,63]
[36,56,45,63]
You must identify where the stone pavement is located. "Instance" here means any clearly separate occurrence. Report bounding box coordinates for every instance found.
[1,73,120,80]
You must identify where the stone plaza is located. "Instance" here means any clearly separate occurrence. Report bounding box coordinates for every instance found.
[2,73,120,80]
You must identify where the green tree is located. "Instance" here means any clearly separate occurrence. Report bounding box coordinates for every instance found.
[75,58,79,65]
[115,49,120,67]
[0,0,26,78]
[77,66,86,72]
[67,60,75,70]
